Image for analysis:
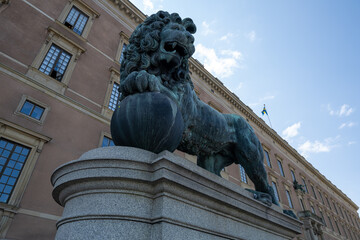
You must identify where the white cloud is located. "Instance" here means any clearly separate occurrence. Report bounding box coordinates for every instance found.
[201,21,215,36]
[348,141,356,145]
[220,33,233,41]
[298,136,339,156]
[282,122,301,140]
[143,0,154,11]
[339,104,354,116]
[236,82,243,90]
[328,104,354,117]
[194,44,243,78]
[246,30,256,42]
[339,122,356,129]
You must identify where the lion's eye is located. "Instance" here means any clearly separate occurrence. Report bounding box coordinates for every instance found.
[172,25,180,30]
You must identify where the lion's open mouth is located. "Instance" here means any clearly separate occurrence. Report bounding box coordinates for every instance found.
[164,41,188,57]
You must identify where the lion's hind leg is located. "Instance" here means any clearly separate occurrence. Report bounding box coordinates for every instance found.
[231,116,279,206]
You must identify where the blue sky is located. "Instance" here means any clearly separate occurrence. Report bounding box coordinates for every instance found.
[130,0,360,213]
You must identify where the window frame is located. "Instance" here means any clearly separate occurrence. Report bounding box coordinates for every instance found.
[57,0,99,39]
[290,169,296,182]
[26,27,85,94]
[271,181,280,203]
[99,132,114,148]
[277,159,285,177]
[285,189,294,209]
[0,119,50,237]
[38,44,72,82]
[14,95,50,124]
[102,67,120,119]
[264,149,272,168]
[115,31,129,64]
[0,139,31,204]
[239,164,247,184]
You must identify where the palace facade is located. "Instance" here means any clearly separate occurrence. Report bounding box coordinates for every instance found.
[0,0,359,239]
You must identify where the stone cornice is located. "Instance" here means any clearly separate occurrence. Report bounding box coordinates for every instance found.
[188,57,358,211]
[109,0,146,25]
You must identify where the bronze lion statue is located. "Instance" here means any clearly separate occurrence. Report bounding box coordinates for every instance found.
[117,11,279,206]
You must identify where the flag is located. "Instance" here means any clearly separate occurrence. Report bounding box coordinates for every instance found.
[262,105,268,115]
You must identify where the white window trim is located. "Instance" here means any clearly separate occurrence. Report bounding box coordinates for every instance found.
[26,27,86,94]
[57,0,100,39]
[0,119,51,237]
[101,67,120,119]
[14,95,50,125]
[115,31,129,64]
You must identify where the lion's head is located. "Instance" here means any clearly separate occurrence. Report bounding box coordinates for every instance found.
[120,11,196,87]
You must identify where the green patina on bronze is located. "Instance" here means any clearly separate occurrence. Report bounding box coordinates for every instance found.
[111,11,279,206]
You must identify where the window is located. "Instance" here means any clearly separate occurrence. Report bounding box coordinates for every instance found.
[333,202,338,214]
[311,205,315,214]
[116,31,129,63]
[300,198,305,210]
[64,7,89,35]
[239,164,247,183]
[57,0,99,39]
[290,170,296,182]
[311,185,317,199]
[285,190,293,209]
[102,67,120,118]
[335,220,341,235]
[320,211,326,226]
[26,27,85,94]
[318,191,324,204]
[39,44,72,82]
[19,100,45,120]
[326,196,331,209]
[328,215,334,231]
[15,96,50,124]
[0,139,30,203]
[277,160,285,177]
[264,150,272,168]
[342,224,348,239]
[108,82,120,111]
[302,178,308,193]
[101,136,115,147]
[119,43,127,64]
[271,181,280,202]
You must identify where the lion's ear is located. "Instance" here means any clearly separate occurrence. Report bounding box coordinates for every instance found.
[182,18,196,34]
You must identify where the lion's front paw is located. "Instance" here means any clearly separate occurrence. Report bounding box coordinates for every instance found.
[120,70,161,98]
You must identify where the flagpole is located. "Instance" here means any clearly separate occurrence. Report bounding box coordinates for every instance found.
[262,104,273,128]
[267,113,273,128]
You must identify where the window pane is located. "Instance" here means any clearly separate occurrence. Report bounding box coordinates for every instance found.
[101,136,114,147]
[286,190,293,209]
[65,7,88,35]
[0,138,30,203]
[119,44,127,64]
[271,181,280,202]
[108,83,120,111]
[290,170,296,182]
[239,165,247,183]
[39,44,71,81]
[20,101,34,115]
[30,106,45,120]
[264,150,272,168]
[277,160,285,177]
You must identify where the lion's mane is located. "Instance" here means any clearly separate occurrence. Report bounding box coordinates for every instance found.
[120,11,196,89]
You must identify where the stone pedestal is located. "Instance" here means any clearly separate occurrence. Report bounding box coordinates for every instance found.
[51,147,302,240]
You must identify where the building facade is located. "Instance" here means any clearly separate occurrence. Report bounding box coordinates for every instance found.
[0,0,359,239]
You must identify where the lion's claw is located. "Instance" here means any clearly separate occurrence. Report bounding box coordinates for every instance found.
[120,70,162,98]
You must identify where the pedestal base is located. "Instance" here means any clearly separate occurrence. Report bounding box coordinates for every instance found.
[51,147,302,240]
